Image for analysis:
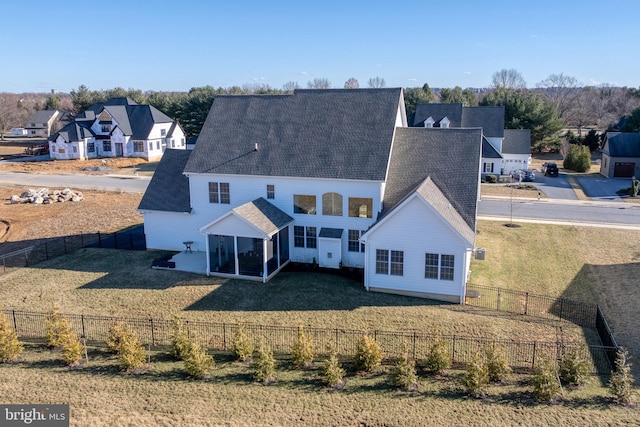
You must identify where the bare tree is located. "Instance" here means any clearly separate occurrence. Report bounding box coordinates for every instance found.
[0,93,36,139]
[536,73,582,121]
[306,78,331,89]
[367,77,386,88]
[491,69,526,90]
[344,78,359,89]
[282,81,300,92]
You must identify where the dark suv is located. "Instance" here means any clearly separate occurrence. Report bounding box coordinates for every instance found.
[542,162,559,177]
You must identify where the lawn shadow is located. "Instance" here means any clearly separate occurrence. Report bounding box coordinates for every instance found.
[184,271,447,312]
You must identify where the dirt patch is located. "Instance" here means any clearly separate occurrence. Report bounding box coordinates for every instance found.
[0,185,143,249]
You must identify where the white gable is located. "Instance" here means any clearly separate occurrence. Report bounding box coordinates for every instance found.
[200,212,268,239]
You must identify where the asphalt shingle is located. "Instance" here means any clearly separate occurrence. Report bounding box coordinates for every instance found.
[138,149,192,212]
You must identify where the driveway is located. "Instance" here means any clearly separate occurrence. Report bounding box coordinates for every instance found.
[576,175,631,201]
[531,173,578,200]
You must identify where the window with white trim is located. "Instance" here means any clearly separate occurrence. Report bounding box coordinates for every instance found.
[293,194,316,215]
[133,141,144,152]
[266,184,275,199]
[209,182,230,204]
[322,192,343,216]
[348,230,365,252]
[348,197,372,218]
[424,253,455,281]
[376,249,403,275]
[294,226,316,248]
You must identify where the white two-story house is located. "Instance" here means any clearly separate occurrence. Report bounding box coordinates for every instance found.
[49,97,185,161]
[413,103,531,176]
[139,89,482,303]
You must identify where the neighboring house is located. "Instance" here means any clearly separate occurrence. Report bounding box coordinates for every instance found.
[49,98,186,161]
[139,89,482,303]
[412,103,530,175]
[600,132,640,178]
[25,110,61,138]
[11,128,27,136]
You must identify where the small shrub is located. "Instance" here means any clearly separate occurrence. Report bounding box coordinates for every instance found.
[461,352,489,398]
[170,318,192,361]
[291,326,315,368]
[45,306,72,349]
[0,310,23,363]
[563,144,591,172]
[184,340,215,379]
[106,321,130,354]
[62,333,84,366]
[485,344,511,383]
[558,349,590,387]
[322,348,346,389]
[531,359,561,403]
[485,174,497,183]
[253,341,276,384]
[354,335,382,372]
[389,351,418,391]
[424,338,451,374]
[232,324,254,362]
[609,348,636,405]
[118,327,147,372]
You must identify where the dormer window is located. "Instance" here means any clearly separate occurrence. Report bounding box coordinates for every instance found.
[424,117,435,128]
[101,124,111,133]
[161,129,167,137]
[440,117,450,129]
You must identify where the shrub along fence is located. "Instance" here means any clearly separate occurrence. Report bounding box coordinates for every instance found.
[3,309,615,375]
[465,284,618,370]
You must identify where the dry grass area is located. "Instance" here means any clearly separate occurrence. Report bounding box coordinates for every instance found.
[481,184,544,198]
[0,185,143,246]
[0,138,155,176]
[1,343,637,427]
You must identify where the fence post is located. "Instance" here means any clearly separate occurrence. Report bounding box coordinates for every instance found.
[335,329,339,351]
[150,318,155,347]
[80,232,84,247]
[524,292,529,316]
[412,331,417,359]
[81,315,86,339]
[24,250,29,267]
[2,257,5,273]
[98,232,102,248]
[12,310,17,332]
[452,335,456,364]
[559,298,564,321]
[532,341,537,369]
[219,323,224,350]
[497,288,501,311]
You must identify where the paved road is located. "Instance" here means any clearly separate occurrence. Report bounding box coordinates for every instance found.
[0,172,150,193]
[530,174,578,200]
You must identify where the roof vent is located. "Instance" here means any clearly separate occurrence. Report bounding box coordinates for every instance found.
[254,143,259,151]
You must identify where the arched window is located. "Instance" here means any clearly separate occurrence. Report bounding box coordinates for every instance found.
[322,192,343,216]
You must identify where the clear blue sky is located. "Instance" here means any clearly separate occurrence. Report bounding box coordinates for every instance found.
[2,0,638,93]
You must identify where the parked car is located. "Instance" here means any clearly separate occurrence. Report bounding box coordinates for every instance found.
[541,162,559,177]
[510,169,536,182]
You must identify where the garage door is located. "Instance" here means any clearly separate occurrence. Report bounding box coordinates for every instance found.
[614,162,635,178]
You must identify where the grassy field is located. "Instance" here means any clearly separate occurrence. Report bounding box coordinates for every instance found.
[1,221,640,425]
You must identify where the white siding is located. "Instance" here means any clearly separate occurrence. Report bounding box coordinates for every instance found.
[501,154,530,174]
[176,173,384,266]
[363,196,472,302]
[142,211,206,252]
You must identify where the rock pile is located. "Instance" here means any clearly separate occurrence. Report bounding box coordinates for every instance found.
[10,188,84,204]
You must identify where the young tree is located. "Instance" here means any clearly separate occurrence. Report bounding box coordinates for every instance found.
[485,344,511,383]
[609,347,635,405]
[0,310,23,363]
[388,350,418,391]
[232,324,254,362]
[283,81,300,92]
[531,359,561,403]
[424,338,451,375]
[106,320,130,354]
[461,352,489,398]
[62,332,84,366]
[558,348,590,387]
[170,318,192,361]
[117,327,147,372]
[563,145,591,172]
[322,347,346,388]
[354,335,382,372]
[45,306,72,349]
[291,326,314,368]
[253,341,276,384]
[184,340,215,379]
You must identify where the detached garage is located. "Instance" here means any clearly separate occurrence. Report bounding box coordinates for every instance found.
[600,133,640,178]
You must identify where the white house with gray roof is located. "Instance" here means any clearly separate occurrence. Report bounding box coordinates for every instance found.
[139,89,482,303]
[26,110,63,138]
[413,103,531,176]
[49,98,185,161]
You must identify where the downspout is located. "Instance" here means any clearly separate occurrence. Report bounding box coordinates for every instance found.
[205,234,210,276]
[262,238,268,284]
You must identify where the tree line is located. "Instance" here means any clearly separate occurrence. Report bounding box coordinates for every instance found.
[2,69,639,151]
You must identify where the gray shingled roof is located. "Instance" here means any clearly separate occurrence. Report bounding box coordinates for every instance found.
[76,97,176,140]
[319,228,343,238]
[52,121,94,142]
[415,177,475,244]
[26,110,58,127]
[383,128,482,231]
[502,129,531,154]
[602,133,640,157]
[412,104,505,138]
[184,89,405,180]
[482,137,502,159]
[138,149,192,213]
[232,198,294,236]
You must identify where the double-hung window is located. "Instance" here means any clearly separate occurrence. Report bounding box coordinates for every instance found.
[376,249,403,275]
[209,182,230,204]
[424,253,455,281]
[348,230,365,252]
[294,226,317,248]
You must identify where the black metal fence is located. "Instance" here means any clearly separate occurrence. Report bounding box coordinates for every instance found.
[0,228,146,272]
[465,284,619,369]
[2,309,615,374]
